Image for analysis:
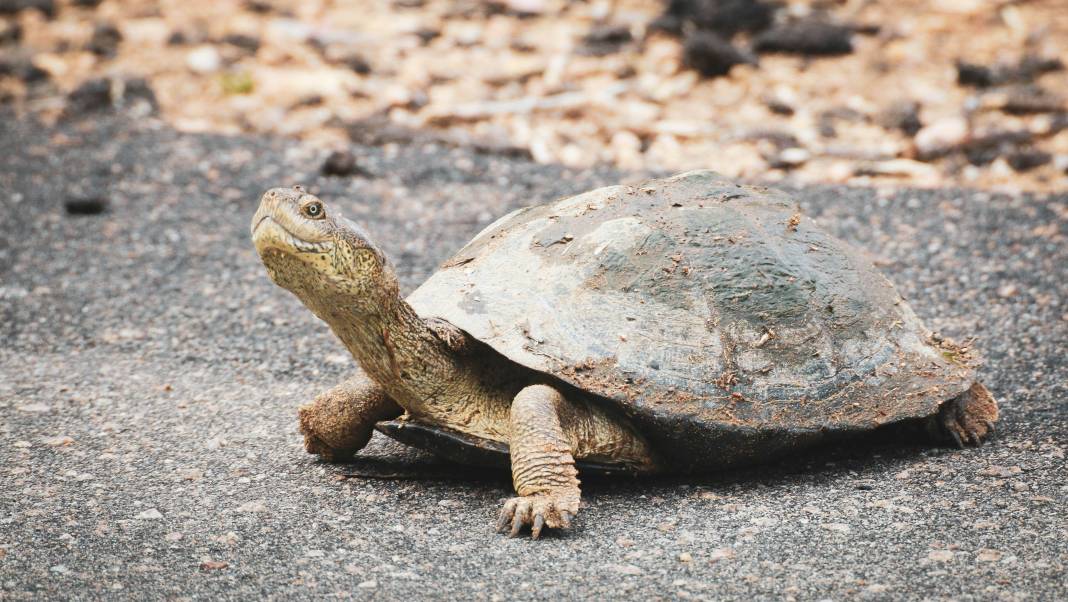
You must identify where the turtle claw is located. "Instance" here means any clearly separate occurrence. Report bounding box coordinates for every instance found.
[532,514,546,539]
[982,420,997,438]
[938,383,999,448]
[496,493,579,539]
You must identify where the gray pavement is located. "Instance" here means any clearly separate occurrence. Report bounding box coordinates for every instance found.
[0,113,1065,601]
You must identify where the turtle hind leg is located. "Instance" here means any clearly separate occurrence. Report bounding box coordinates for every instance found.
[935,382,999,448]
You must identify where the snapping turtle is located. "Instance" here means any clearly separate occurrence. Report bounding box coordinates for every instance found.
[251,170,998,538]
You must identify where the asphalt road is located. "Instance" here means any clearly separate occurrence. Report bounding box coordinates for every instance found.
[1,113,1065,601]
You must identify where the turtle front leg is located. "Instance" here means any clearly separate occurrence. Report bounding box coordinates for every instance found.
[497,385,581,539]
[297,371,402,462]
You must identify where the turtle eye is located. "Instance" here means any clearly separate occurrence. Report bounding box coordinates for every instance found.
[302,201,324,219]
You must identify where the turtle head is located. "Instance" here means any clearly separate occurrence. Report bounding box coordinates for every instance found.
[251,186,398,312]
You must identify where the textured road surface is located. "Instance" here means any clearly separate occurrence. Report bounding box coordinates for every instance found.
[1,113,1065,601]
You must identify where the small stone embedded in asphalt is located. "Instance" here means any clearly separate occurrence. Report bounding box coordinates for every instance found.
[65,78,112,113]
[236,500,268,513]
[63,196,108,215]
[136,508,163,520]
[682,31,755,77]
[321,150,372,177]
[16,402,51,412]
[64,76,158,117]
[977,549,1004,563]
[927,549,955,562]
[708,547,735,563]
[753,18,854,56]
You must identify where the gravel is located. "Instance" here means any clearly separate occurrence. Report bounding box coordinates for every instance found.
[0,113,1065,600]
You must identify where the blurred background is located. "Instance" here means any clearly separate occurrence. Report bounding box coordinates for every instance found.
[2,0,1066,191]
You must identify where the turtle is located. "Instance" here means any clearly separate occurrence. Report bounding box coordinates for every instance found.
[250,170,998,539]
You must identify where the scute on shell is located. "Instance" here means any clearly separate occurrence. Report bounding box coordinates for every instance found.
[407,171,976,468]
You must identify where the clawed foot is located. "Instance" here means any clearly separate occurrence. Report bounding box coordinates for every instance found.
[939,383,999,448]
[496,492,579,539]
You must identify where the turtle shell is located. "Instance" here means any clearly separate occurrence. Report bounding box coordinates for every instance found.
[406,171,976,469]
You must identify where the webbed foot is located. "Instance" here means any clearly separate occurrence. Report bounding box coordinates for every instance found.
[496,491,580,539]
[938,382,999,447]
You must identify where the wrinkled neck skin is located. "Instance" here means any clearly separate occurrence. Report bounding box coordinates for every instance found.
[296,273,460,416]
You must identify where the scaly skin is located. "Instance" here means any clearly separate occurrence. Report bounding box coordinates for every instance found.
[297,371,401,462]
[251,186,654,538]
[250,185,996,539]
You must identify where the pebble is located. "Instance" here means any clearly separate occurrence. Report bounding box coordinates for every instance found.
[708,547,734,563]
[772,147,811,168]
[0,20,21,44]
[996,284,1018,298]
[87,22,122,57]
[235,500,268,513]
[678,552,693,562]
[324,47,372,74]
[879,101,923,136]
[186,46,221,74]
[321,150,372,177]
[0,0,55,18]
[927,550,954,562]
[1006,149,1051,172]
[222,33,260,53]
[65,78,113,114]
[820,523,851,533]
[357,580,378,589]
[17,402,51,413]
[656,0,774,37]
[136,508,163,520]
[682,31,754,78]
[914,117,968,159]
[580,24,632,56]
[64,196,109,215]
[0,56,48,83]
[753,18,854,56]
